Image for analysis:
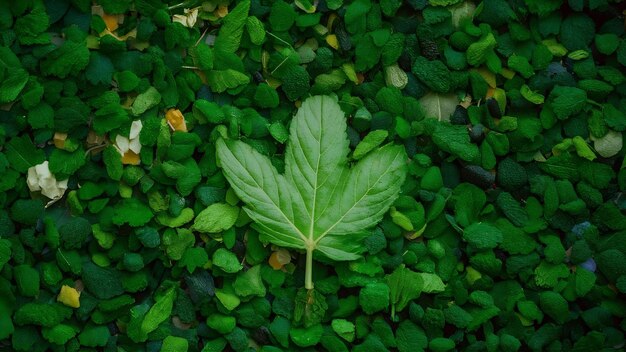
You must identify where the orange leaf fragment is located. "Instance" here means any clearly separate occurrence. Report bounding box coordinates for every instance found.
[53,132,68,149]
[102,14,119,32]
[166,108,188,132]
[268,249,291,270]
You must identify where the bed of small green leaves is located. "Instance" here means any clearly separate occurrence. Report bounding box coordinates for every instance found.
[1,0,626,351]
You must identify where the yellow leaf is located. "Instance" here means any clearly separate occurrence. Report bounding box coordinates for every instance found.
[326,34,339,50]
[500,68,516,79]
[465,266,482,285]
[357,72,365,84]
[57,285,80,308]
[122,150,141,165]
[326,13,338,31]
[215,5,229,18]
[475,68,496,88]
[492,87,507,112]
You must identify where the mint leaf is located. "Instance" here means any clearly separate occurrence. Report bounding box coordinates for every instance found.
[5,136,45,173]
[549,86,587,119]
[112,199,154,227]
[431,123,480,162]
[217,95,407,289]
[0,68,28,104]
[207,69,250,93]
[419,93,458,121]
[463,222,503,249]
[131,86,161,115]
[214,0,250,53]
[192,203,239,233]
[103,146,123,181]
[41,40,90,78]
[48,147,86,179]
[386,265,423,317]
[140,286,176,338]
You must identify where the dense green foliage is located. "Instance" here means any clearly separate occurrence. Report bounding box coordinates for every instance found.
[1,0,626,351]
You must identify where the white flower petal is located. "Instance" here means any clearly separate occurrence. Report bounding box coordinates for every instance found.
[27,167,41,191]
[129,120,143,140]
[40,177,56,190]
[26,161,68,199]
[42,186,61,199]
[172,14,187,26]
[35,161,51,178]
[129,138,142,154]
[116,135,130,153]
[57,179,68,190]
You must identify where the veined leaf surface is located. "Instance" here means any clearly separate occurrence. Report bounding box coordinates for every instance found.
[216,96,407,266]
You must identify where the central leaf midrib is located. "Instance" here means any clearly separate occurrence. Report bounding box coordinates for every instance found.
[307,100,324,247]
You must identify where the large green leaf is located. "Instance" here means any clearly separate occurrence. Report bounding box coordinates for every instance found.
[216,96,407,287]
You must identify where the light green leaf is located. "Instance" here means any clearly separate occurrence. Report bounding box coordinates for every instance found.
[353,130,388,160]
[419,93,458,121]
[331,319,355,342]
[214,0,251,53]
[572,136,596,161]
[207,69,250,93]
[416,272,446,293]
[450,1,476,28]
[212,248,243,273]
[141,286,176,336]
[384,64,408,89]
[387,265,424,317]
[192,203,239,233]
[520,84,545,104]
[215,288,241,310]
[157,208,195,228]
[246,16,266,45]
[233,265,266,297]
[131,87,161,115]
[591,130,622,158]
[217,96,407,288]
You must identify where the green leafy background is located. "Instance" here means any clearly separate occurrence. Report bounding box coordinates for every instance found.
[1,0,626,351]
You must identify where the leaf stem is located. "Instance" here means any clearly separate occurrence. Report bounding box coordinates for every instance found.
[265,30,293,49]
[305,247,314,290]
[586,99,603,109]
